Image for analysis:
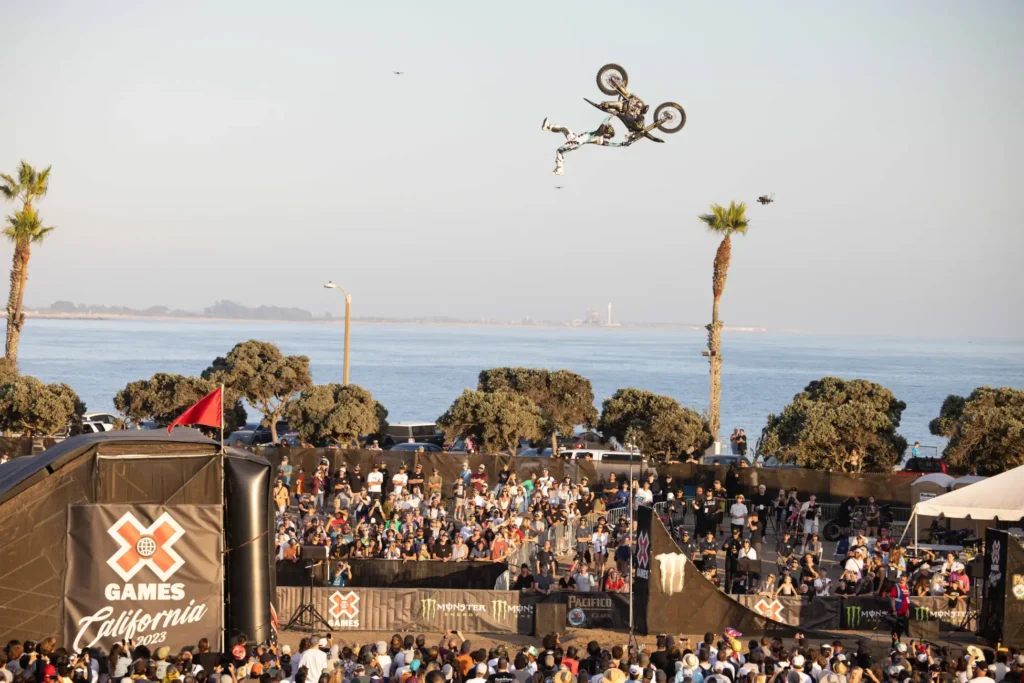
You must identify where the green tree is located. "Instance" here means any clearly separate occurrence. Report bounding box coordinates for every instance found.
[478,367,598,454]
[0,357,18,385]
[759,376,908,472]
[437,389,544,455]
[929,386,1024,475]
[597,387,713,459]
[696,201,750,442]
[113,372,247,433]
[284,383,383,446]
[0,375,85,436]
[202,340,312,442]
[1,162,54,362]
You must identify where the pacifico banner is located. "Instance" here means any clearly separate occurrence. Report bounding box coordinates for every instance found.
[63,505,223,651]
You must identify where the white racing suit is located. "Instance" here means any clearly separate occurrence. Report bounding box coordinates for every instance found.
[546,115,631,175]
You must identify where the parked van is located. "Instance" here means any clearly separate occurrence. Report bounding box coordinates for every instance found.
[384,422,444,448]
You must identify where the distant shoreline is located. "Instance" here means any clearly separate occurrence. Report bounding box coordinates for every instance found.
[21,310,772,333]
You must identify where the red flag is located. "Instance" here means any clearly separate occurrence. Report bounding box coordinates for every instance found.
[167,387,222,434]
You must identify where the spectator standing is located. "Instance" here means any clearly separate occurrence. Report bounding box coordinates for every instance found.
[729,495,748,535]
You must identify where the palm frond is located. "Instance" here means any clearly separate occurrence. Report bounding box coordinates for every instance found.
[697,201,751,237]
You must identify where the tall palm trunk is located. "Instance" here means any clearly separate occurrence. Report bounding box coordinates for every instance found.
[706,234,732,441]
[5,240,30,361]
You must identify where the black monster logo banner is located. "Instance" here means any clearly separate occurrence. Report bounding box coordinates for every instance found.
[64,505,223,651]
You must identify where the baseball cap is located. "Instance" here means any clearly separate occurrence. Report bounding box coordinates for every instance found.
[629,665,643,678]
[441,664,454,681]
[792,655,805,668]
[476,664,488,675]
[318,638,329,648]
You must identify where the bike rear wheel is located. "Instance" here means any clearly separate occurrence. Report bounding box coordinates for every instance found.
[822,521,842,542]
[597,64,628,96]
[654,102,686,133]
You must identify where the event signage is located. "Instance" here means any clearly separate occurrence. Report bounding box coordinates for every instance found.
[328,591,360,628]
[64,505,223,651]
[632,506,652,634]
[567,594,616,628]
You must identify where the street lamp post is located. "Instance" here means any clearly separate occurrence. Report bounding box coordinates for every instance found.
[323,281,351,385]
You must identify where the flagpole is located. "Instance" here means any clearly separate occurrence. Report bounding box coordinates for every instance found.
[219,383,225,453]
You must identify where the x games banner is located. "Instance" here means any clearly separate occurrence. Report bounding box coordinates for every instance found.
[64,505,223,651]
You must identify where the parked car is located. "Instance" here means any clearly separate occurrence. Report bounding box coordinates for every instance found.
[383,422,445,448]
[759,456,802,469]
[899,457,948,475]
[388,442,443,453]
[226,430,257,446]
[559,448,645,464]
[83,412,119,430]
[699,454,751,467]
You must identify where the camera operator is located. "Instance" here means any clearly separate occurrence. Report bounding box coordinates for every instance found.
[330,561,352,587]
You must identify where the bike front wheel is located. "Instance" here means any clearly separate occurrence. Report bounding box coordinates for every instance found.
[597,64,628,96]
[822,521,842,542]
[654,102,686,133]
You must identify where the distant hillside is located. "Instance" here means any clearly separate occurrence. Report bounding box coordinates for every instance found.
[35,300,317,322]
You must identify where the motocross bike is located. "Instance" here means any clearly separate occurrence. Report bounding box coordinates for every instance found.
[584,63,686,144]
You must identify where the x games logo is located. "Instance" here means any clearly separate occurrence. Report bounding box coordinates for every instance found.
[107,512,185,582]
[637,532,650,569]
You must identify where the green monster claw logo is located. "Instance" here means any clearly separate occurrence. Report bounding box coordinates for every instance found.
[913,606,931,621]
[845,606,861,628]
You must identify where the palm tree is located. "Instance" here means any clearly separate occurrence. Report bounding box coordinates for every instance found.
[0,162,54,362]
[697,201,750,443]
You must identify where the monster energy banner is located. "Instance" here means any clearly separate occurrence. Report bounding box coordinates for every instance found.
[633,505,652,635]
[276,587,536,634]
[63,505,223,651]
[838,596,977,632]
[732,595,977,632]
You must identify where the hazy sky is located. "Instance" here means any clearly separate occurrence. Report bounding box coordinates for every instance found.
[2,1,1022,337]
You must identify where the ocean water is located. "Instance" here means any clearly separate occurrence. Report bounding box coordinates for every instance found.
[16,318,1024,447]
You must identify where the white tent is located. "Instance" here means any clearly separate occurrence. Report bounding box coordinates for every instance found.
[914,466,1022,520]
[906,465,1024,546]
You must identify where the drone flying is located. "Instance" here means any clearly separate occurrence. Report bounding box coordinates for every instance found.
[541,63,686,175]
[393,71,405,75]
[757,194,775,205]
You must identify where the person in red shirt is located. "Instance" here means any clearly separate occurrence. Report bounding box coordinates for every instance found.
[889,573,911,639]
[604,568,626,592]
[470,465,489,494]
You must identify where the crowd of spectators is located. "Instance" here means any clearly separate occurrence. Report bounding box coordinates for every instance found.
[5,629,1023,683]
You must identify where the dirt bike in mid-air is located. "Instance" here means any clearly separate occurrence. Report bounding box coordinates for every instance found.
[584,63,686,144]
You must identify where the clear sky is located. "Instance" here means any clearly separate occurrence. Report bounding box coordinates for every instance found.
[1,1,1022,337]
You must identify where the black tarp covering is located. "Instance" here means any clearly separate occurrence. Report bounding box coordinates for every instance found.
[224,455,274,644]
[0,431,272,648]
[276,558,508,589]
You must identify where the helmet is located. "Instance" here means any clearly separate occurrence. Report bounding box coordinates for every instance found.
[601,124,615,138]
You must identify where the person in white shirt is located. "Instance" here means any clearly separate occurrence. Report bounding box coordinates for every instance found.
[467,663,490,683]
[790,655,813,683]
[636,482,654,506]
[574,565,596,592]
[295,638,329,682]
[844,550,865,582]
[367,466,384,498]
[729,495,749,534]
[392,466,409,496]
[739,539,758,560]
[374,643,391,682]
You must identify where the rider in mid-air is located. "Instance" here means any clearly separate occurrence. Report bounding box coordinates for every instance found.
[542,115,635,175]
